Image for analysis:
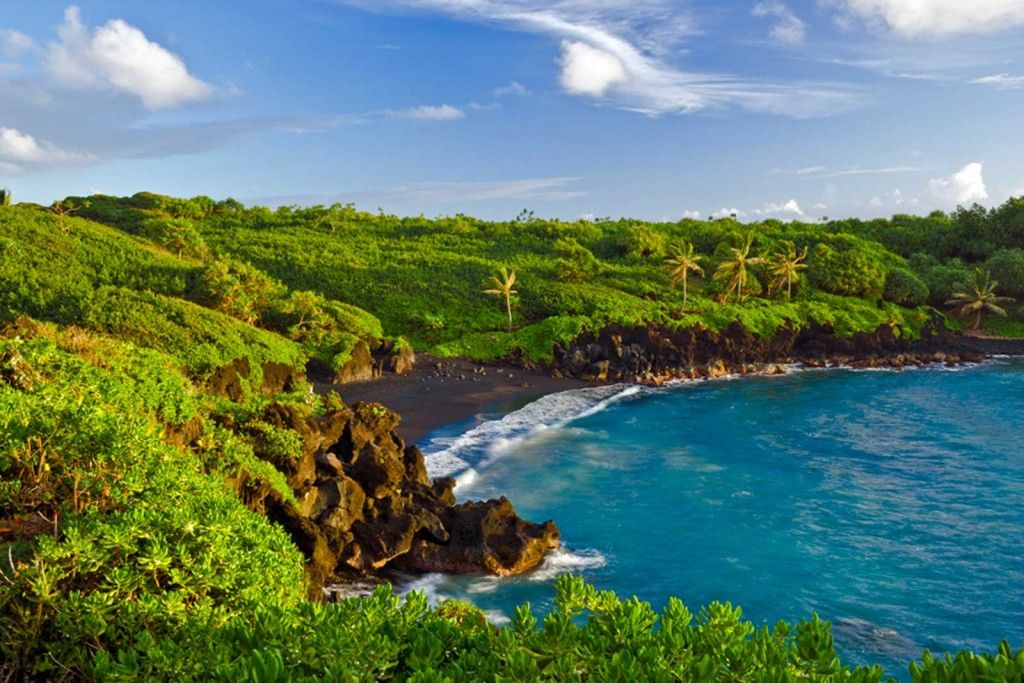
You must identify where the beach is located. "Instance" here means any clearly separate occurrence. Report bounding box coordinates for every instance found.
[320,354,591,444]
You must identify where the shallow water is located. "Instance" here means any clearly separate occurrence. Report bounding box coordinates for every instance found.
[415,360,1024,678]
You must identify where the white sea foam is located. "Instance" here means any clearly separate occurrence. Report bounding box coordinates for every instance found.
[422,384,647,485]
[527,547,607,582]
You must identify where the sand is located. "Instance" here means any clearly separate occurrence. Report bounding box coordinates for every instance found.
[317,354,590,445]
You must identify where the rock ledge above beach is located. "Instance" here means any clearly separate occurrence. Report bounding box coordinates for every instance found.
[250,400,557,591]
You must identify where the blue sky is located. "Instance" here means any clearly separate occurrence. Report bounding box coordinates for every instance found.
[1,0,1023,221]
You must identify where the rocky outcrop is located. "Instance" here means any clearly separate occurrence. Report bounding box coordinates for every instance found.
[206,357,306,400]
[550,318,979,384]
[333,339,416,384]
[252,400,557,591]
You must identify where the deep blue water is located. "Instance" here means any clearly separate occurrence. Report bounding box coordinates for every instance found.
[413,360,1024,678]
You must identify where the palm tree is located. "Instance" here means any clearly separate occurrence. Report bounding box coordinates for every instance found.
[484,267,518,332]
[945,270,1015,331]
[665,241,704,308]
[713,235,764,303]
[769,241,809,302]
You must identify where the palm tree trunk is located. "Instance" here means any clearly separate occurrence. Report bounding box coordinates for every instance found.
[682,275,688,308]
[787,277,792,302]
[505,295,513,332]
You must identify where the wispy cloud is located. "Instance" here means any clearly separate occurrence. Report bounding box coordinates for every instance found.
[252,177,586,210]
[752,2,806,46]
[819,165,931,178]
[391,104,465,121]
[337,0,860,118]
[493,81,530,97]
[971,73,1024,90]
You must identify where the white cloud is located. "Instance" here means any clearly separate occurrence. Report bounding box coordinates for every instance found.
[681,210,702,219]
[820,164,929,178]
[826,0,1024,38]
[764,198,804,216]
[340,0,858,117]
[928,162,988,206]
[493,81,530,97]
[44,6,212,108]
[971,73,1024,90]
[558,41,627,96]
[0,29,36,57]
[796,165,827,175]
[752,2,806,45]
[393,104,465,121]
[0,126,85,173]
[716,207,745,218]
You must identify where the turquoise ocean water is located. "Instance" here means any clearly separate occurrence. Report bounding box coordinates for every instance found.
[412,359,1024,678]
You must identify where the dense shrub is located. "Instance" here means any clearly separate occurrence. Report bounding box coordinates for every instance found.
[808,238,886,299]
[618,225,666,259]
[983,249,1024,299]
[883,268,930,307]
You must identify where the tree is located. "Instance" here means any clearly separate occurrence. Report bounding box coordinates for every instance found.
[714,235,764,303]
[665,241,704,308]
[768,241,808,302]
[484,267,518,332]
[50,199,88,234]
[0,188,11,206]
[945,270,1015,331]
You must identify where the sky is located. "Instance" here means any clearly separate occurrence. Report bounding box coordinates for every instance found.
[1,0,1023,221]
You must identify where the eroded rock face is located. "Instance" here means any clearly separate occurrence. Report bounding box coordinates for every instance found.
[551,317,965,383]
[398,497,561,576]
[251,398,559,587]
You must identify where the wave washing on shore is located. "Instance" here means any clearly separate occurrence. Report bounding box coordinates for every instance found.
[412,357,1024,680]
[420,383,648,489]
[397,546,608,624]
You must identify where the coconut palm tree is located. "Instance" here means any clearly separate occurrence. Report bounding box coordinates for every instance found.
[945,270,1015,331]
[769,241,809,302]
[714,235,764,303]
[665,241,704,308]
[484,267,518,332]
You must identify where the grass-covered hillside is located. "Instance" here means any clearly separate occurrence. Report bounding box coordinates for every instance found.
[3,195,1024,679]
[62,192,1024,365]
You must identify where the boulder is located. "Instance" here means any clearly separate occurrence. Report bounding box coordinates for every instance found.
[334,340,375,383]
[261,361,304,395]
[206,357,251,402]
[399,497,560,576]
[350,443,405,499]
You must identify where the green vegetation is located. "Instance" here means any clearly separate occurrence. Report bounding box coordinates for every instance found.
[945,270,1016,331]
[2,192,1023,678]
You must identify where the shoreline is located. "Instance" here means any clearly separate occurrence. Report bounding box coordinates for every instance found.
[320,353,593,445]
[320,337,1024,449]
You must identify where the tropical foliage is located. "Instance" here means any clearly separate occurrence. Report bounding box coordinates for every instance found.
[945,270,1016,330]
[1,192,1023,679]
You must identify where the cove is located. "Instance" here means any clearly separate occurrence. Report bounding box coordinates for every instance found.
[414,359,1024,679]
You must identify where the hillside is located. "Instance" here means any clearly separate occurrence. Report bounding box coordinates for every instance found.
[1,197,1023,679]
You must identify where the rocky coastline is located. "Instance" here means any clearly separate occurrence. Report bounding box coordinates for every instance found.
[214,319,1023,598]
[545,320,998,384]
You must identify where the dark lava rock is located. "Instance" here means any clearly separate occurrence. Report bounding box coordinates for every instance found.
[398,497,561,576]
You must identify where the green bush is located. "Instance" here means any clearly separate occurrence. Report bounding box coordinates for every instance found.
[983,249,1024,299]
[808,238,886,299]
[883,268,930,307]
